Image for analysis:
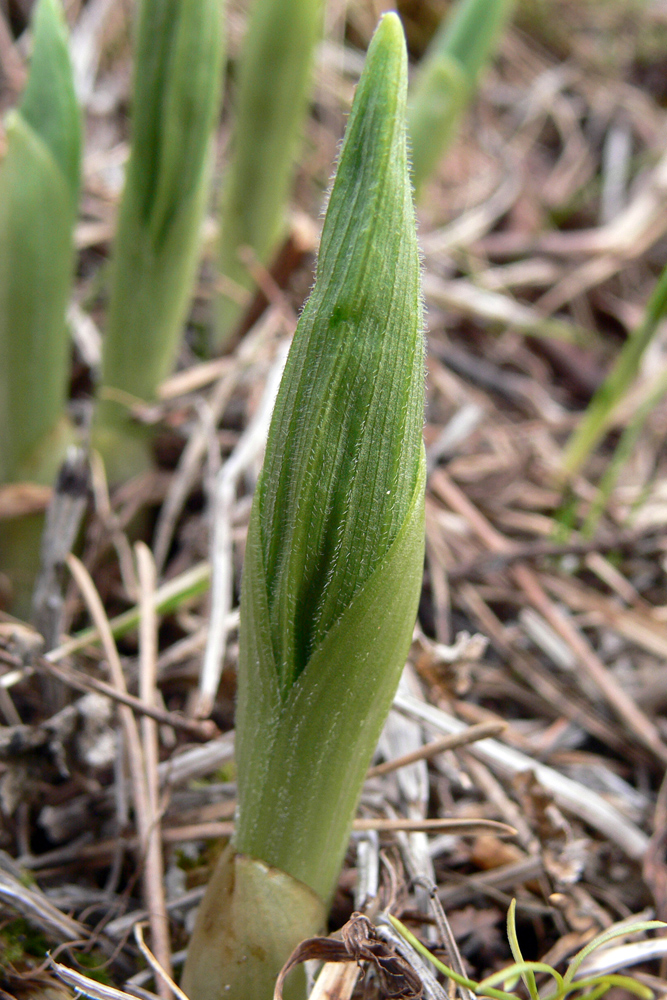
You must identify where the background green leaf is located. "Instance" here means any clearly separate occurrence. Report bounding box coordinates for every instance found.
[215,0,325,347]
[94,0,224,481]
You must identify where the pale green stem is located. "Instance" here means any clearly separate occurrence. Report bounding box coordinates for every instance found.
[213,0,324,350]
[408,0,515,199]
[0,0,80,615]
[93,0,224,482]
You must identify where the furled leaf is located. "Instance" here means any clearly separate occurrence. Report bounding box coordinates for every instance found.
[0,116,74,485]
[214,0,324,347]
[0,0,80,487]
[232,8,425,904]
[184,14,425,1000]
[408,0,515,197]
[254,11,424,697]
[93,0,224,481]
[19,0,80,199]
[235,459,424,903]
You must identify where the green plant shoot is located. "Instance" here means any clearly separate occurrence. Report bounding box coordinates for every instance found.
[583,362,667,535]
[0,0,81,611]
[93,0,224,482]
[182,13,425,1000]
[408,0,515,199]
[0,0,80,487]
[562,264,667,481]
[213,0,324,350]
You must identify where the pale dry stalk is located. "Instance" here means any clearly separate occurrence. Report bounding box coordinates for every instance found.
[153,306,287,572]
[430,470,667,767]
[366,720,505,778]
[136,541,172,986]
[65,554,170,992]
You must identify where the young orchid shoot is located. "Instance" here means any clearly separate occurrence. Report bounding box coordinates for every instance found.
[214,0,324,349]
[408,0,514,199]
[0,0,81,611]
[182,13,425,1000]
[93,0,224,482]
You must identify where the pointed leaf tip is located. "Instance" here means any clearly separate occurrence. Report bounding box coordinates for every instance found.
[375,10,406,48]
[365,11,407,95]
[19,0,80,199]
[255,5,423,694]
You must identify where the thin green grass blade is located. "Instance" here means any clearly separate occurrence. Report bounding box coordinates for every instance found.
[388,915,518,1000]
[391,912,656,1000]
[572,983,611,1000]
[564,975,654,1000]
[562,266,667,479]
[214,0,324,349]
[53,561,211,657]
[408,0,515,198]
[583,365,667,535]
[480,961,564,993]
[93,0,224,481]
[506,898,539,1000]
[563,921,667,986]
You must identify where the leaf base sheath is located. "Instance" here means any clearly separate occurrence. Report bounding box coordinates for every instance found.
[181,845,325,1000]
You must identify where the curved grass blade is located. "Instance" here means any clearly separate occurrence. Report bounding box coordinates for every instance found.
[388,914,518,1000]
[479,961,564,995]
[563,920,667,986]
[506,898,539,1000]
[562,974,653,1000]
[391,912,655,1000]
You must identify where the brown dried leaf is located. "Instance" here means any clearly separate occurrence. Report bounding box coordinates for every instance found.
[274,912,423,1000]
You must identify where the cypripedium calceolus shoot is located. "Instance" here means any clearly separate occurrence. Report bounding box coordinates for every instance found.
[182,13,425,1000]
[213,0,324,350]
[0,0,81,611]
[408,0,514,199]
[93,0,224,482]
